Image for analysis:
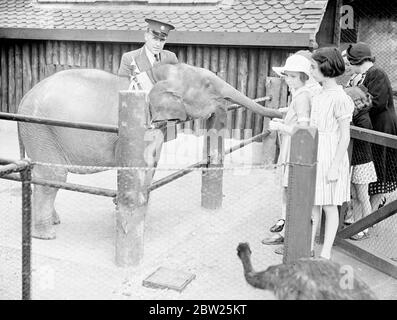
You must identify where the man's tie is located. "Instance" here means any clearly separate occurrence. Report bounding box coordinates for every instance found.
[154,54,160,62]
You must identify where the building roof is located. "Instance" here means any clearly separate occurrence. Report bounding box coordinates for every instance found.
[0,0,329,47]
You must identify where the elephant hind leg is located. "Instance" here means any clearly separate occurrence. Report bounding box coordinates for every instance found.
[32,166,67,240]
[52,209,61,225]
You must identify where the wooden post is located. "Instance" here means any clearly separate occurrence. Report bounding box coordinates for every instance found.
[45,40,53,65]
[234,48,248,139]
[73,41,81,67]
[66,42,74,67]
[283,126,318,264]
[244,50,258,139]
[80,42,87,68]
[59,41,67,66]
[262,77,282,164]
[15,43,23,113]
[253,49,269,136]
[8,45,15,113]
[22,43,32,97]
[227,48,237,137]
[1,45,8,113]
[87,43,95,69]
[201,108,227,209]
[31,43,39,87]
[112,44,121,75]
[38,42,46,81]
[115,90,163,267]
[194,47,204,133]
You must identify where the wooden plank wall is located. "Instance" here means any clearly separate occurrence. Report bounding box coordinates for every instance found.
[0,39,291,137]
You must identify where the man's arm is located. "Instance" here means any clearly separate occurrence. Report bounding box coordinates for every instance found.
[161,50,178,64]
[170,51,178,64]
[118,53,132,77]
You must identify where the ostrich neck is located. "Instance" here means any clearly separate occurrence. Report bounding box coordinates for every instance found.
[241,256,254,274]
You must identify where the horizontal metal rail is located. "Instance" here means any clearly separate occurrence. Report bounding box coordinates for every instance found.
[1,129,270,197]
[0,161,31,177]
[3,173,117,198]
[0,96,272,136]
[149,162,206,192]
[224,130,270,156]
[150,131,271,189]
[226,96,271,112]
[0,112,118,133]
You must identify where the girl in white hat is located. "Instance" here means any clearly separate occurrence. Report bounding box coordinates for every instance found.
[262,54,319,256]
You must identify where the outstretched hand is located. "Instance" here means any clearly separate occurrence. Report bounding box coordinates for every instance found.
[278,107,289,114]
[269,119,285,131]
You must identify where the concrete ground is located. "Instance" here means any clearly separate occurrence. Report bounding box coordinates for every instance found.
[0,120,396,300]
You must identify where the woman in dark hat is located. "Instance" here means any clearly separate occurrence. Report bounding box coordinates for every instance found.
[346,42,397,210]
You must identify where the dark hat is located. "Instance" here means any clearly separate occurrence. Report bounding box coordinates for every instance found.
[346,42,374,65]
[145,18,175,40]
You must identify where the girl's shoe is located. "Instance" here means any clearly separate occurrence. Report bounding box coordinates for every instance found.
[261,234,284,245]
[350,229,370,241]
[274,246,315,257]
[270,219,285,233]
[378,196,387,209]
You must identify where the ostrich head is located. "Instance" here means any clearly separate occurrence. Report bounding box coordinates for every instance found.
[237,242,251,260]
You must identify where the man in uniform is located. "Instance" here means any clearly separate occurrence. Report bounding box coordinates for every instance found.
[118,18,178,142]
[118,18,178,77]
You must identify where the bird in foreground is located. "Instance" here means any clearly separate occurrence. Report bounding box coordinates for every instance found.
[236,242,377,300]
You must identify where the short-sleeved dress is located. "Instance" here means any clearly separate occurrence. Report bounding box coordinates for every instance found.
[310,85,354,206]
[278,85,317,187]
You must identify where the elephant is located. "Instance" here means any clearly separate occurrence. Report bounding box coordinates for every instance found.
[17,62,282,240]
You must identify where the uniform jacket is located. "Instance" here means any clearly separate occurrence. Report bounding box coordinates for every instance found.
[118,46,178,77]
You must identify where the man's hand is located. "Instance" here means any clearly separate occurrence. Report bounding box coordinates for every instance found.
[129,58,140,76]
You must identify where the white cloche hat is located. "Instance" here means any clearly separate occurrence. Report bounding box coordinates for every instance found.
[272,54,311,78]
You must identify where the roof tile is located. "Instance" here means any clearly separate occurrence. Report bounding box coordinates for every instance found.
[0,0,328,36]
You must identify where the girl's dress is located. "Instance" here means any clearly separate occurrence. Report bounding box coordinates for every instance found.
[310,85,354,205]
[350,107,377,184]
[278,85,314,187]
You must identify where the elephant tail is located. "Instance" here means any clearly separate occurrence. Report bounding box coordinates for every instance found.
[17,123,26,159]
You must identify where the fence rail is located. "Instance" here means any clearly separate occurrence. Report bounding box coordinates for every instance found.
[334,125,397,279]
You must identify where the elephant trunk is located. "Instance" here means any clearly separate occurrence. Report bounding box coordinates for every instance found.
[220,83,282,119]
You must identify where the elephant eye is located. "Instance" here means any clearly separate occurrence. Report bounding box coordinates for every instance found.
[203,80,212,89]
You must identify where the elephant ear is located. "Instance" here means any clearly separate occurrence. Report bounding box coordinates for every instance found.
[148,80,187,122]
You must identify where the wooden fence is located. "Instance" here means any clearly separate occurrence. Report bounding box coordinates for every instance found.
[334,126,397,279]
[0,39,290,137]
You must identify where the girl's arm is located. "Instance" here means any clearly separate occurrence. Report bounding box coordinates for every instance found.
[327,117,351,182]
[269,92,311,135]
